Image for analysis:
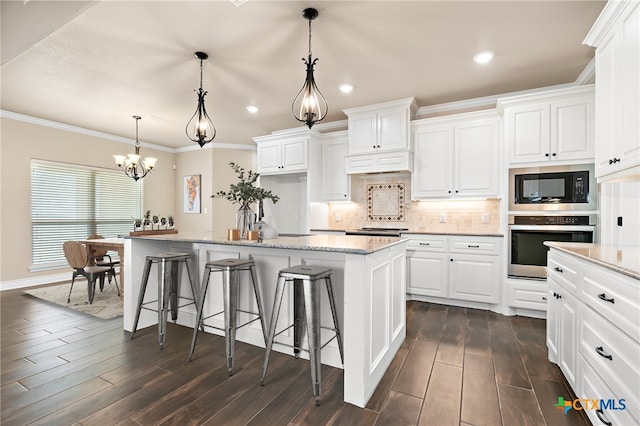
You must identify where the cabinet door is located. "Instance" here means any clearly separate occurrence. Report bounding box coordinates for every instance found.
[281,138,308,172]
[558,289,578,388]
[378,108,408,151]
[348,113,377,154]
[546,278,560,363]
[455,120,498,197]
[506,104,550,164]
[619,5,640,173]
[321,140,350,201]
[412,125,452,198]
[407,251,448,298]
[594,33,618,178]
[551,97,595,162]
[257,141,283,174]
[449,254,499,303]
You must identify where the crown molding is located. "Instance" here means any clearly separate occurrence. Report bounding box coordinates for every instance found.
[1,110,255,153]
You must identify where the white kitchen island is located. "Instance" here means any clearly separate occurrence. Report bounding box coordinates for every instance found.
[122,232,407,408]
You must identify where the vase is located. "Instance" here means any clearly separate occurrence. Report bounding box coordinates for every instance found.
[236,204,254,239]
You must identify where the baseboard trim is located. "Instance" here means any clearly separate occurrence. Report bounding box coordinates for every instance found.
[1,273,70,291]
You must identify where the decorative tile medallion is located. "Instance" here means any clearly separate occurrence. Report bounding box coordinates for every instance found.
[367,183,405,221]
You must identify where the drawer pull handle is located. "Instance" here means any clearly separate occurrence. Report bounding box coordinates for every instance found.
[542,296,547,301]
[595,346,613,361]
[467,244,480,248]
[419,242,430,246]
[554,267,563,273]
[597,293,615,304]
[595,409,612,426]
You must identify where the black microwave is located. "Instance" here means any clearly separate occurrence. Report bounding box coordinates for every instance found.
[509,164,596,211]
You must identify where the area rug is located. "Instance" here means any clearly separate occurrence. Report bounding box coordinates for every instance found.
[24,281,123,319]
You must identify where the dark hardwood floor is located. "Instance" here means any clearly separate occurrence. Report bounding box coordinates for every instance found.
[1,286,589,425]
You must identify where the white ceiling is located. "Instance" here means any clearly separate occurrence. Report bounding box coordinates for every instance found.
[1,0,606,149]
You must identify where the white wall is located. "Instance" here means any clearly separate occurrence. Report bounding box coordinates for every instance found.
[599,180,640,246]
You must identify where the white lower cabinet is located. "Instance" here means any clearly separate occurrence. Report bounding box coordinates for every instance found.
[547,274,579,388]
[547,247,640,426]
[406,235,502,305]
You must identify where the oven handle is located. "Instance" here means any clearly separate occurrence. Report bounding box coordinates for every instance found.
[508,225,595,232]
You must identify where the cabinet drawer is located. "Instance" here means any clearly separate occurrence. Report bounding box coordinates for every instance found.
[579,354,639,426]
[508,281,548,311]
[580,308,640,403]
[582,264,640,344]
[449,237,500,255]
[407,237,447,252]
[547,251,581,292]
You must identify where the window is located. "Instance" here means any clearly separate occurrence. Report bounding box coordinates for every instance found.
[31,160,142,270]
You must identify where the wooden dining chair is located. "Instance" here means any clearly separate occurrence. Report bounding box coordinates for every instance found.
[87,234,120,289]
[63,241,118,304]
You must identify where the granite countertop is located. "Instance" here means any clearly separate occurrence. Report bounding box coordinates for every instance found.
[126,232,404,255]
[401,231,504,237]
[310,229,504,238]
[544,242,640,280]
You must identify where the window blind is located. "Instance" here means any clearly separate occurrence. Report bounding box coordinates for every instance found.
[31,160,142,269]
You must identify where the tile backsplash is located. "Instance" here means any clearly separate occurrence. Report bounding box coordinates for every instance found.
[327,173,502,234]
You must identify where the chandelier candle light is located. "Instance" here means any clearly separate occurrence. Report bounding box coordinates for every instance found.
[292,7,328,128]
[186,51,216,147]
[113,116,157,181]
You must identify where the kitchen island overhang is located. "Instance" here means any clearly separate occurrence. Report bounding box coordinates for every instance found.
[122,232,408,408]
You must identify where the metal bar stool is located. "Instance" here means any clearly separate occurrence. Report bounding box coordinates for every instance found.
[189,258,267,376]
[261,265,343,406]
[131,252,199,349]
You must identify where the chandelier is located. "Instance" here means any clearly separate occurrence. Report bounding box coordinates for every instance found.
[186,51,216,147]
[113,116,157,181]
[292,8,328,129]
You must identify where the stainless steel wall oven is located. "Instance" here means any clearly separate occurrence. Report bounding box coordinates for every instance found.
[508,214,596,279]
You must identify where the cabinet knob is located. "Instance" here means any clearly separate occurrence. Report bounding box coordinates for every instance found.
[542,296,547,301]
[614,157,620,163]
[545,153,550,157]
[595,346,613,361]
[372,145,376,149]
[450,258,453,262]
[552,152,557,157]
[448,190,452,194]
[455,190,459,193]
[597,293,615,304]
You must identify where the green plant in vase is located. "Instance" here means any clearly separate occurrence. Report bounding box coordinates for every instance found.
[212,162,279,238]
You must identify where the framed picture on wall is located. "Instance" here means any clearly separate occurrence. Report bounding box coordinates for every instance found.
[183,174,201,214]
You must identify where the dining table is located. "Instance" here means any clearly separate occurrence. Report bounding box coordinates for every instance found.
[80,237,125,296]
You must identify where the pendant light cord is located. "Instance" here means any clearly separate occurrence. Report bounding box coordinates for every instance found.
[308,19,313,57]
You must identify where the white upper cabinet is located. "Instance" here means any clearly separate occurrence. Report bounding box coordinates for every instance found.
[584,0,640,181]
[321,131,350,201]
[498,85,595,166]
[412,110,500,199]
[254,132,310,175]
[344,98,417,155]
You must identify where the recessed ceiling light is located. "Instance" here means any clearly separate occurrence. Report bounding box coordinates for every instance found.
[473,51,495,64]
[246,105,259,114]
[339,84,354,94]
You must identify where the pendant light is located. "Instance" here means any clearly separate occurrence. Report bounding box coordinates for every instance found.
[113,116,157,181]
[292,8,328,129]
[186,51,216,147]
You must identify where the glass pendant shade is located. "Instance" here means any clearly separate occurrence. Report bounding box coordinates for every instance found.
[292,8,327,129]
[114,116,156,181]
[186,52,216,148]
